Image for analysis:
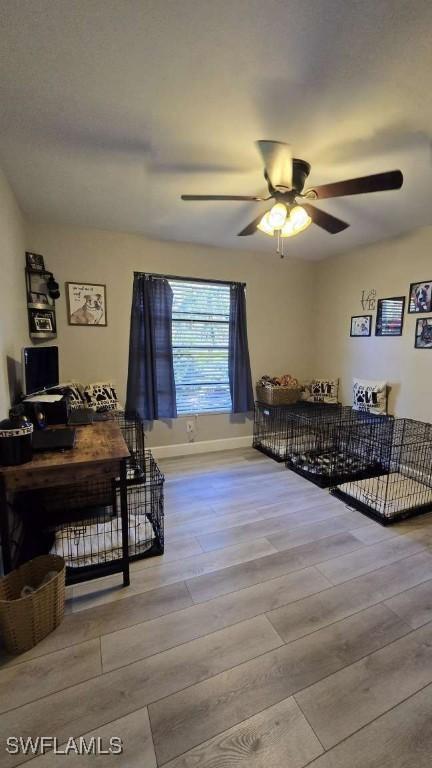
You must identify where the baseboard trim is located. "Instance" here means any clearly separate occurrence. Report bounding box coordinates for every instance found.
[150,435,252,459]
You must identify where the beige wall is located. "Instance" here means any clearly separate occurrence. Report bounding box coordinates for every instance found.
[0,169,27,419]
[25,222,315,446]
[314,226,432,421]
[22,221,432,444]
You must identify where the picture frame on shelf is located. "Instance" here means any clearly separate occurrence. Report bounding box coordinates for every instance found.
[350,315,372,337]
[28,307,56,336]
[25,251,45,273]
[66,282,107,326]
[408,281,432,313]
[375,296,405,337]
[414,318,432,349]
[34,316,53,332]
[29,291,49,305]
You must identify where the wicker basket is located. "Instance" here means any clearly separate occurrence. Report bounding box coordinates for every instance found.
[0,555,65,655]
[256,385,301,406]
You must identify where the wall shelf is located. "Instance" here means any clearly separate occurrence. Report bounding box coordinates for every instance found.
[25,253,58,341]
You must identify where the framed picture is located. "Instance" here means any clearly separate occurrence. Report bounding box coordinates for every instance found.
[415,318,432,349]
[34,316,53,332]
[28,307,56,336]
[26,251,45,273]
[66,282,107,326]
[350,315,372,337]
[375,296,405,337]
[29,291,49,305]
[408,281,432,313]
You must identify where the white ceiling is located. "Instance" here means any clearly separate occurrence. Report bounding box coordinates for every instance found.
[0,0,431,260]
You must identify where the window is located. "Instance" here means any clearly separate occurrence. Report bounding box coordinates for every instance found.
[169,279,232,414]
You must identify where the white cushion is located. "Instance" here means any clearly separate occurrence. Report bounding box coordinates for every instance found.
[301,378,339,404]
[352,378,387,415]
[84,382,122,412]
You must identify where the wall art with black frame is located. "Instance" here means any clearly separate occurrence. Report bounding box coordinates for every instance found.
[350,315,372,337]
[415,318,432,349]
[27,307,57,338]
[375,296,405,337]
[408,281,432,313]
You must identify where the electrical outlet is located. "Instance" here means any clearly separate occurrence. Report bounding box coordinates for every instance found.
[186,420,195,433]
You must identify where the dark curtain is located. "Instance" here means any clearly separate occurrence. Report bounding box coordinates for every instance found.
[229,283,254,413]
[125,275,177,420]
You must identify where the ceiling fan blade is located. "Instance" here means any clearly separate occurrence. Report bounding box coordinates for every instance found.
[181,194,267,201]
[256,140,292,190]
[308,170,403,199]
[238,212,268,236]
[302,203,349,234]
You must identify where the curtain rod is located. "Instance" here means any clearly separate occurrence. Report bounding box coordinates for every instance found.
[133,271,246,288]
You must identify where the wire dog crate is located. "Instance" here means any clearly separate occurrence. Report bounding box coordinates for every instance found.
[113,411,146,465]
[253,401,341,462]
[31,413,164,583]
[46,450,164,581]
[332,418,432,524]
[114,411,164,559]
[285,406,393,488]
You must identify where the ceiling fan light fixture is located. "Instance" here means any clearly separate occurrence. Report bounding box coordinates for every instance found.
[257,202,288,236]
[267,202,288,228]
[257,211,275,236]
[281,205,311,237]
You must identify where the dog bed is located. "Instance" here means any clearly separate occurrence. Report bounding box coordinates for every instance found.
[287,450,374,478]
[336,472,432,518]
[50,514,153,567]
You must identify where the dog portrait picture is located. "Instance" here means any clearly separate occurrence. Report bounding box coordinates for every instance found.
[409,281,432,313]
[66,282,107,326]
[415,318,432,349]
[350,315,372,337]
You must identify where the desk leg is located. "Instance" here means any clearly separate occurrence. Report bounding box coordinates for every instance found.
[119,458,130,587]
[0,477,11,575]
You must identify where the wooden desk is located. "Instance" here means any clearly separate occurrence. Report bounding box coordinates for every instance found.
[0,421,130,586]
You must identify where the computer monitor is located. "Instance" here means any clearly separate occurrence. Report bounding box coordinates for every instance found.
[22,346,59,395]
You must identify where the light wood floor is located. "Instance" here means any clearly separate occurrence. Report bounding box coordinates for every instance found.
[2,448,432,767]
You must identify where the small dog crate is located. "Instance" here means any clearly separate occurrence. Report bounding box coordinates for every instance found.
[285,406,393,488]
[332,418,432,524]
[46,450,164,582]
[28,413,164,583]
[253,401,341,462]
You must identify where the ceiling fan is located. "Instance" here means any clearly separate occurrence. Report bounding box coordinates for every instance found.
[181,141,403,252]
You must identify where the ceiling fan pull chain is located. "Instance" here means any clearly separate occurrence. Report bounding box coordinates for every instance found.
[276,229,284,258]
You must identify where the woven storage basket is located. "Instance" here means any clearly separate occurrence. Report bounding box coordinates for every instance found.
[0,555,65,655]
[256,385,301,406]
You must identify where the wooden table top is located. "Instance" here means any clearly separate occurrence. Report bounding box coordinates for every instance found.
[0,421,130,490]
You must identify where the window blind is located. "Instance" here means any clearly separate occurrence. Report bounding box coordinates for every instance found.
[169,279,232,414]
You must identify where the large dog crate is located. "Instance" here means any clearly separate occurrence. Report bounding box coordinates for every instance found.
[332,418,432,523]
[285,406,393,488]
[253,401,340,461]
